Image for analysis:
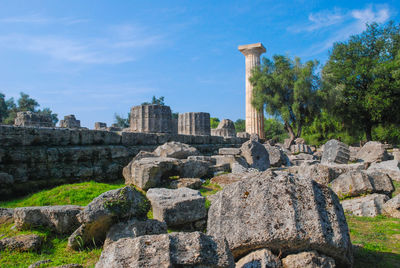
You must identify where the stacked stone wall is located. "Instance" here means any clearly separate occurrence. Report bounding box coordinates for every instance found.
[178,112,210,136]
[0,125,247,200]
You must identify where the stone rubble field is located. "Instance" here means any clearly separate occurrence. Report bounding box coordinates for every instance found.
[0,138,400,267]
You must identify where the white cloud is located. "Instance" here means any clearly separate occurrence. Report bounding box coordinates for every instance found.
[0,23,165,64]
[289,8,344,32]
[295,5,392,57]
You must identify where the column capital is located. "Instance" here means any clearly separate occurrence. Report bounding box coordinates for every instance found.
[238,42,266,56]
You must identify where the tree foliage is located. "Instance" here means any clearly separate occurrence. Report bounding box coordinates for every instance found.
[250,55,320,142]
[234,119,245,132]
[142,96,165,105]
[322,22,400,141]
[210,117,220,129]
[0,92,58,125]
[264,118,288,142]
[114,113,130,128]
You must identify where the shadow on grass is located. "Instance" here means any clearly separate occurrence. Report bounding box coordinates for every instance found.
[353,245,400,268]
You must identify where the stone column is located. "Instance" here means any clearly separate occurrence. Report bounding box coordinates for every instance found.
[238,43,266,140]
[178,112,210,136]
[130,105,172,133]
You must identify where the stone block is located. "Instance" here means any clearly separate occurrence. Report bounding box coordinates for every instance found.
[130,105,172,133]
[341,193,389,217]
[178,112,211,136]
[321,139,350,164]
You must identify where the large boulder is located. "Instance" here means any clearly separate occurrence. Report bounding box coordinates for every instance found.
[321,139,350,164]
[146,187,206,230]
[153,141,200,159]
[281,250,336,268]
[219,148,241,155]
[341,193,389,217]
[368,160,400,181]
[123,157,180,190]
[0,234,43,252]
[240,140,270,171]
[0,208,14,224]
[179,159,210,178]
[356,141,389,163]
[207,172,353,267]
[169,178,203,189]
[14,205,83,234]
[298,162,367,185]
[68,186,149,250]
[330,170,394,199]
[264,144,288,167]
[95,232,234,268]
[383,194,400,218]
[104,218,167,248]
[236,248,281,268]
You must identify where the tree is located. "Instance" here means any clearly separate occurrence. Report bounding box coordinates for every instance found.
[234,119,245,132]
[114,113,130,128]
[322,22,400,141]
[142,96,165,105]
[250,55,320,143]
[38,108,58,125]
[264,118,288,142]
[0,93,8,123]
[210,117,220,129]
[18,92,39,111]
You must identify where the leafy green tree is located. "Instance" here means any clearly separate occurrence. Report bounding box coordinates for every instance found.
[210,117,220,129]
[142,96,165,105]
[264,118,288,142]
[17,92,39,111]
[37,108,58,125]
[114,113,130,128]
[322,22,400,141]
[250,55,320,143]
[0,93,8,123]
[234,119,245,132]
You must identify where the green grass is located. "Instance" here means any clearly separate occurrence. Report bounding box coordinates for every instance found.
[0,181,125,208]
[347,214,400,267]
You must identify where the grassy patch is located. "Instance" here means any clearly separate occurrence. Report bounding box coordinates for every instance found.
[393,181,400,197]
[0,222,101,267]
[199,179,221,197]
[0,181,125,208]
[346,214,400,267]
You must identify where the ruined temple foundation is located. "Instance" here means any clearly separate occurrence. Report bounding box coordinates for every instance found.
[178,112,211,136]
[130,105,172,133]
[238,42,266,140]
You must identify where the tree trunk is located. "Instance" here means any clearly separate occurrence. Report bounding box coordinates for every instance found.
[365,123,372,141]
[285,122,296,143]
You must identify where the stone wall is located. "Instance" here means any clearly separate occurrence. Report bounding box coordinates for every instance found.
[0,125,246,200]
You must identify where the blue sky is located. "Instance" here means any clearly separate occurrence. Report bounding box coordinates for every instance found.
[0,0,399,128]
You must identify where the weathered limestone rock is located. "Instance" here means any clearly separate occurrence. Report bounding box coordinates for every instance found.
[383,194,400,218]
[236,248,281,268]
[14,111,54,127]
[94,122,107,130]
[170,178,202,189]
[178,112,211,136]
[0,172,14,185]
[330,170,394,198]
[104,219,167,248]
[289,153,316,166]
[153,141,200,159]
[0,208,14,224]
[146,187,206,230]
[349,146,361,162]
[264,144,287,167]
[210,173,242,188]
[282,250,336,268]
[211,119,237,138]
[130,105,172,133]
[68,186,149,250]
[237,132,250,139]
[0,234,43,252]
[356,141,389,163]
[219,147,241,155]
[179,159,210,178]
[59,115,81,128]
[368,160,400,181]
[207,172,353,267]
[239,43,266,140]
[298,162,367,185]
[95,232,234,268]
[240,140,270,171]
[290,143,313,154]
[321,139,350,164]
[14,205,83,234]
[123,157,180,190]
[341,193,389,217]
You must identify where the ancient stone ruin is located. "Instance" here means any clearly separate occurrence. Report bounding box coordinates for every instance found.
[59,114,81,128]
[94,122,107,130]
[178,112,210,136]
[14,111,54,127]
[211,119,236,138]
[130,104,172,133]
